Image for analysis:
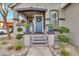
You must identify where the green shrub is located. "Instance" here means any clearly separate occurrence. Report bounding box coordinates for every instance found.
[60,44,70,56]
[21,20,25,23]
[58,35,70,42]
[14,42,22,50]
[59,26,70,33]
[76,48,79,52]
[61,49,70,56]
[48,24,54,29]
[24,24,30,28]
[17,27,23,32]
[16,34,22,40]
[59,42,65,48]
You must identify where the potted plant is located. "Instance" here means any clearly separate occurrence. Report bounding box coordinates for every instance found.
[16,34,23,40]
[48,24,54,32]
[17,27,23,32]
[24,24,30,33]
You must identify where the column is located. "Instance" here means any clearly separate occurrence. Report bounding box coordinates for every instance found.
[13,11,19,38]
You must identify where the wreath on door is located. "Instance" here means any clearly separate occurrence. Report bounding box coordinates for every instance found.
[37,18,41,22]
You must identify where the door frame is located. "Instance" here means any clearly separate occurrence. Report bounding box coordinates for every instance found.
[33,14,44,33]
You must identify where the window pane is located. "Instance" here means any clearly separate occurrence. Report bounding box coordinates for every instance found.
[50,10,59,29]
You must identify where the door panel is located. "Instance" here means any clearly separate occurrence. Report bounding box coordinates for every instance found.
[36,16,42,33]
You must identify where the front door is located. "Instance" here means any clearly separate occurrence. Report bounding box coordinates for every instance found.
[34,15,43,33]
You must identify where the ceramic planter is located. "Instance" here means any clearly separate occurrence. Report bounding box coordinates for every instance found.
[48,28,53,32]
[25,28,30,33]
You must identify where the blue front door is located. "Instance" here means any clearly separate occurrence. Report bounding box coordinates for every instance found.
[36,16,42,33]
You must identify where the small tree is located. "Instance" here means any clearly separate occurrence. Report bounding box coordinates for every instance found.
[58,26,70,56]
[0,3,11,39]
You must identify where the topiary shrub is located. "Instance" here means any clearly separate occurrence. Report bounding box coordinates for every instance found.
[16,34,22,40]
[59,26,70,33]
[48,24,54,29]
[14,42,22,50]
[58,35,70,43]
[24,24,30,29]
[48,24,54,32]
[17,27,23,32]
[58,26,70,55]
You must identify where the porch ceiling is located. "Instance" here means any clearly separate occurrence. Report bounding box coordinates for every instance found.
[19,11,45,20]
[19,11,44,16]
[17,7,47,19]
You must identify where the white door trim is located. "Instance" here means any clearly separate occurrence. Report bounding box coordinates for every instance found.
[33,14,44,33]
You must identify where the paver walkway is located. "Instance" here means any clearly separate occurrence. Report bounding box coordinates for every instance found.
[27,46,53,56]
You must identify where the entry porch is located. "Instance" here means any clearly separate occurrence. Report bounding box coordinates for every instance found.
[13,7,57,47]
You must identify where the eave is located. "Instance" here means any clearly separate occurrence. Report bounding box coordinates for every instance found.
[60,3,70,9]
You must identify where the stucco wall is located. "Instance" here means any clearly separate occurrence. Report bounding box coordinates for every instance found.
[13,3,64,18]
[62,4,79,47]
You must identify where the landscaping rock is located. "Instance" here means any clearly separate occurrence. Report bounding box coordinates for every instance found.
[49,47,60,56]
[54,45,60,49]
[10,48,29,56]
[3,44,13,50]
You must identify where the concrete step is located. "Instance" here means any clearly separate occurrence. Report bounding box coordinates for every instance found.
[31,34,47,44]
[32,39,47,43]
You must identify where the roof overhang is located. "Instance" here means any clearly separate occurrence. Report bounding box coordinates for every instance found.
[9,3,19,8]
[16,7,47,12]
[9,3,70,9]
[60,3,70,9]
[10,3,69,8]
